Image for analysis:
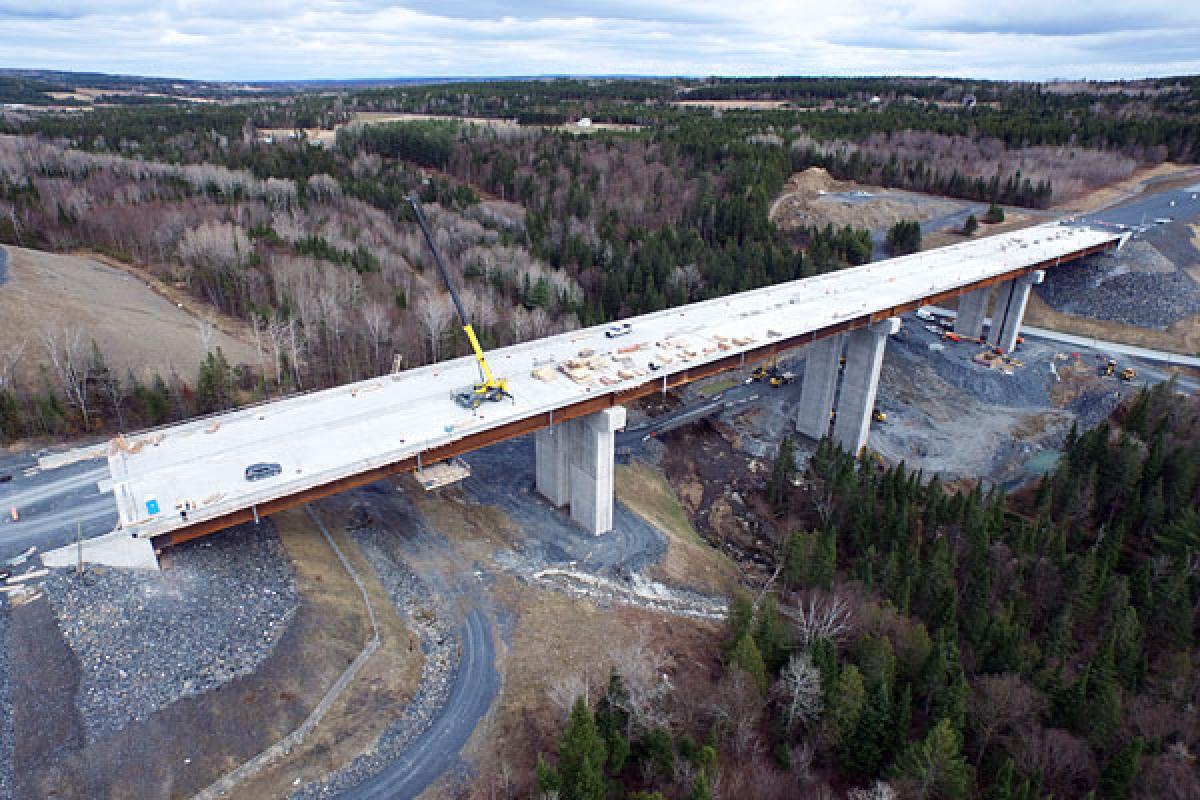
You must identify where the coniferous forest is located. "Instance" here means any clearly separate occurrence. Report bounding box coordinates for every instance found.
[535,383,1200,799]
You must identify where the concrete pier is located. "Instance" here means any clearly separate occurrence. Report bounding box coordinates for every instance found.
[832,318,901,454]
[796,334,844,440]
[987,270,1044,352]
[535,406,626,534]
[954,287,991,340]
[534,424,571,508]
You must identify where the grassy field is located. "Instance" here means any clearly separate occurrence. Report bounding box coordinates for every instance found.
[0,246,255,382]
[615,460,739,597]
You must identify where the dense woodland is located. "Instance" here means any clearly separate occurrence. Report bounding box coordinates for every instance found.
[533,385,1200,799]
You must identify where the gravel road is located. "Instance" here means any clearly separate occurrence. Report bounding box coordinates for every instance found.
[291,488,500,800]
[39,523,298,742]
[345,607,494,800]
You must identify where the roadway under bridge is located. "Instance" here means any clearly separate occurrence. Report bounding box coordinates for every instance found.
[99,222,1123,551]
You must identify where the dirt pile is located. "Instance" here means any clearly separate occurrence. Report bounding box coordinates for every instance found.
[770,168,966,232]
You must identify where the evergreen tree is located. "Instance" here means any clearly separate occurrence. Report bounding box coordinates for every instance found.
[595,670,631,775]
[754,595,789,673]
[729,632,768,694]
[891,718,974,799]
[842,678,894,776]
[826,664,866,749]
[769,435,796,506]
[1098,738,1143,800]
[558,696,607,800]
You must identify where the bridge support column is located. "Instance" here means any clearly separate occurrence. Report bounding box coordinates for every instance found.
[987,270,1044,353]
[535,424,571,507]
[535,406,626,534]
[832,318,900,455]
[954,287,991,340]
[796,334,844,440]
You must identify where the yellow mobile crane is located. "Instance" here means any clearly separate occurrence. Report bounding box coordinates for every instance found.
[407,196,512,409]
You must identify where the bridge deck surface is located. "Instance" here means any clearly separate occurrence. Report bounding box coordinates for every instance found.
[106,223,1120,540]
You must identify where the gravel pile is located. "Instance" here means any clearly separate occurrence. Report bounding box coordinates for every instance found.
[0,607,13,800]
[40,523,298,742]
[1038,248,1200,330]
[292,527,458,799]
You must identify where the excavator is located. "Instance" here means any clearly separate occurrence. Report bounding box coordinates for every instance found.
[407,196,512,409]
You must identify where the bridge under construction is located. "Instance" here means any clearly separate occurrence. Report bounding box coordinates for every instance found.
[101,222,1123,551]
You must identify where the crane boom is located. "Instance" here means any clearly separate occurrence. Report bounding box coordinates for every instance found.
[406,196,511,408]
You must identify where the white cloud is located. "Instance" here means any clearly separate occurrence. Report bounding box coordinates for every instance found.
[0,0,1197,79]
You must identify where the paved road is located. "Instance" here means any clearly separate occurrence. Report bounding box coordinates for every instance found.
[925,306,1200,371]
[1081,182,1200,230]
[0,454,117,563]
[345,607,497,800]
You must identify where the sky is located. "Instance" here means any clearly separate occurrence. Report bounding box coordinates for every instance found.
[0,1,1198,82]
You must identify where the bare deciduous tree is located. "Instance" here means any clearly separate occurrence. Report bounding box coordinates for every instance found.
[774,651,823,733]
[785,591,855,649]
[417,291,454,363]
[40,325,92,428]
[968,673,1045,760]
[847,781,898,800]
[709,669,765,759]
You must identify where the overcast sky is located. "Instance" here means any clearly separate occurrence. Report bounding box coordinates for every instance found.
[1,1,1198,81]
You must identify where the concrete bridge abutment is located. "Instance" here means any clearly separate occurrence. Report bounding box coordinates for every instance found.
[534,406,626,534]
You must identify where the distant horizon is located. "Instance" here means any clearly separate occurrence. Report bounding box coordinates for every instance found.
[2,66,1197,87]
[2,1,1198,83]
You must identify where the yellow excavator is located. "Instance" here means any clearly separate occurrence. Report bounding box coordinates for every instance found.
[407,196,512,409]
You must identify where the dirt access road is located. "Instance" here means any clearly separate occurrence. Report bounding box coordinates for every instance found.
[0,246,255,384]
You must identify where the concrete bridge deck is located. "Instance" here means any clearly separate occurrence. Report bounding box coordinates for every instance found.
[104,222,1122,548]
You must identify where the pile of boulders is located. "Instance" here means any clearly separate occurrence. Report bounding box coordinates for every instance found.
[1038,247,1200,330]
[40,524,298,741]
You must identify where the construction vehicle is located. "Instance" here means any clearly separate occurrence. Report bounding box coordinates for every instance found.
[1102,359,1117,377]
[872,408,887,423]
[407,196,512,409]
[751,357,794,387]
[1120,367,1136,382]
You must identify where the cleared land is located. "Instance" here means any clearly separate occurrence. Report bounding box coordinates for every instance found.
[770,167,975,232]
[1056,162,1200,213]
[0,246,255,382]
[673,99,793,110]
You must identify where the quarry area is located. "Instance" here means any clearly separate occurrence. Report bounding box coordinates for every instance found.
[2,159,1199,799]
